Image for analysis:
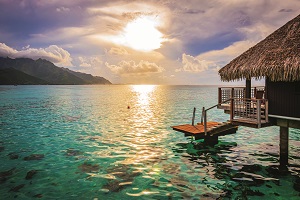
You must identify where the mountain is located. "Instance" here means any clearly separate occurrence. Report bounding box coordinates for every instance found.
[0,57,111,85]
[62,68,111,85]
[0,68,49,85]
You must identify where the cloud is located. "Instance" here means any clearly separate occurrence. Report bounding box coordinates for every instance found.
[0,43,72,66]
[191,21,275,70]
[108,47,129,55]
[1,0,300,85]
[176,53,209,73]
[56,6,70,12]
[78,56,103,68]
[106,60,164,75]
[0,42,18,56]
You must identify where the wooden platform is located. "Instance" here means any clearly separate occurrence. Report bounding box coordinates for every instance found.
[231,119,272,128]
[171,121,238,140]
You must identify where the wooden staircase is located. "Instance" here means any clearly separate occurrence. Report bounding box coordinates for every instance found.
[172,121,238,140]
[171,97,271,145]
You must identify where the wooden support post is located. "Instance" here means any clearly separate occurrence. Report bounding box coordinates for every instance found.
[265,100,269,122]
[192,107,196,126]
[230,98,234,121]
[204,111,207,136]
[204,136,218,146]
[218,88,222,104]
[230,88,235,121]
[257,99,261,128]
[201,107,205,124]
[265,77,268,99]
[245,79,251,116]
[254,87,257,98]
[245,79,251,99]
[280,126,289,167]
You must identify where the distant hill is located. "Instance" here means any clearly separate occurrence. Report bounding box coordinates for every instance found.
[0,68,49,85]
[62,68,111,85]
[0,57,112,85]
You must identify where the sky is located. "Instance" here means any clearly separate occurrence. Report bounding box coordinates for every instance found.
[0,0,299,85]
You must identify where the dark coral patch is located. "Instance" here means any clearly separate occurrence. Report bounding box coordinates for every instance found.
[9,184,25,192]
[78,162,100,173]
[24,154,44,161]
[25,170,38,180]
[8,152,19,160]
[33,194,43,198]
[0,167,16,184]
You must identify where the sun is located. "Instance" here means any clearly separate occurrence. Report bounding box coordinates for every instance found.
[123,16,163,51]
[99,15,166,52]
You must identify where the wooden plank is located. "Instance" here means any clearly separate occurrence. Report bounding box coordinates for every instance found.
[172,121,238,139]
[231,119,272,128]
[171,121,221,135]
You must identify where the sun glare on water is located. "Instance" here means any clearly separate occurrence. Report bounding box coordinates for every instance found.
[131,85,156,105]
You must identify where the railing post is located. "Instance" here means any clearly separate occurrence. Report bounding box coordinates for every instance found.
[218,88,222,104]
[265,100,269,123]
[231,88,234,99]
[192,107,196,126]
[257,100,261,128]
[201,107,205,124]
[204,110,207,136]
[254,87,257,98]
[230,98,234,121]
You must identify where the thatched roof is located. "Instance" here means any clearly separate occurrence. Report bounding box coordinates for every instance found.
[219,14,300,82]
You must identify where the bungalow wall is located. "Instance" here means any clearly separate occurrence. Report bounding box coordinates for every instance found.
[266,79,300,118]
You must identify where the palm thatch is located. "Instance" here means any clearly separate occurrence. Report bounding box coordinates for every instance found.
[219,14,300,82]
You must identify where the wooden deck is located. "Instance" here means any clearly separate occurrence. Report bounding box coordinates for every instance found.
[171,121,238,140]
[231,119,272,128]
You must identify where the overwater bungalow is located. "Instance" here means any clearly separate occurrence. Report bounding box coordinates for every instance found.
[173,13,300,166]
[218,13,300,166]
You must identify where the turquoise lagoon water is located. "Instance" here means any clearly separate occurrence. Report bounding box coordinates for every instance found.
[0,85,299,199]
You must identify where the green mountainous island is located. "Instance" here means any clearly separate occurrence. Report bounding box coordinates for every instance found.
[0,57,111,85]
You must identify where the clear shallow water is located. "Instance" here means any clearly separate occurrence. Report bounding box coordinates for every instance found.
[0,85,299,199]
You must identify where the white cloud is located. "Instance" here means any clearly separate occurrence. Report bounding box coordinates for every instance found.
[0,43,72,66]
[78,56,103,68]
[108,47,129,55]
[176,53,209,73]
[0,43,18,56]
[106,60,164,75]
[56,6,70,12]
[212,66,221,72]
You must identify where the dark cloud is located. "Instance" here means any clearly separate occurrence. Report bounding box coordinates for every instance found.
[184,9,205,15]
[279,9,293,12]
[184,31,243,56]
[0,2,84,47]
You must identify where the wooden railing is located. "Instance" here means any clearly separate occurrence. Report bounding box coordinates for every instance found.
[195,97,268,135]
[189,86,268,135]
[194,98,231,135]
[229,98,268,128]
[218,86,265,104]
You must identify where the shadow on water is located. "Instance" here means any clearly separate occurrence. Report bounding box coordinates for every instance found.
[173,140,300,199]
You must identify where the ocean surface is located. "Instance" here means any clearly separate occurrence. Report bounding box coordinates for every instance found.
[0,85,299,199]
